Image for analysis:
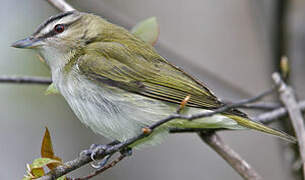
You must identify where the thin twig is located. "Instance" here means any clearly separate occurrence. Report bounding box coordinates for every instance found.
[253,100,305,124]
[73,154,126,180]
[0,76,51,84]
[199,131,262,180]
[272,72,305,177]
[170,100,305,132]
[47,0,75,12]
[169,128,219,133]
[149,86,276,130]
[234,102,282,111]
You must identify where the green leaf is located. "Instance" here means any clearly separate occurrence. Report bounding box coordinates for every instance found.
[31,167,45,178]
[131,17,159,45]
[22,176,32,180]
[57,176,67,180]
[30,158,61,169]
[22,158,57,180]
[45,83,59,95]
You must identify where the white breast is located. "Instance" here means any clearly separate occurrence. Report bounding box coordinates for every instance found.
[54,67,175,145]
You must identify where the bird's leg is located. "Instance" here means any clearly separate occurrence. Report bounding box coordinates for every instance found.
[80,140,119,157]
[80,140,121,169]
[90,144,132,169]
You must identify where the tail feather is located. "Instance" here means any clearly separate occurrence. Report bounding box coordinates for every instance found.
[225,114,297,143]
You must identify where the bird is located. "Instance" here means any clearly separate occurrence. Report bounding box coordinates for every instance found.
[12,11,296,150]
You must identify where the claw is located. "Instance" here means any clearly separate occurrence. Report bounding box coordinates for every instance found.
[91,154,112,169]
[83,142,124,169]
[86,144,112,169]
[90,144,108,161]
[79,144,98,157]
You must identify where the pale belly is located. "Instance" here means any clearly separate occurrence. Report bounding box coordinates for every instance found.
[55,70,242,148]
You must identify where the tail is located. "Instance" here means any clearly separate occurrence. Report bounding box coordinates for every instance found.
[225,114,297,143]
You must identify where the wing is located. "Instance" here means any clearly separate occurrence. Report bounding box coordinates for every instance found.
[78,41,224,109]
[76,41,297,142]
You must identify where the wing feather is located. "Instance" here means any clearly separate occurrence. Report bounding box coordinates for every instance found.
[78,42,223,109]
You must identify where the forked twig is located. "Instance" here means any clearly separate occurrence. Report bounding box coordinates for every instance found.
[272,72,305,177]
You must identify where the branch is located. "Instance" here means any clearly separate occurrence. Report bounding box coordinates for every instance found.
[46,0,75,12]
[199,132,262,180]
[170,99,305,133]
[233,102,282,111]
[272,72,305,176]
[34,87,305,180]
[36,86,280,180]
[253,100,305,124]
[0,76,51,84]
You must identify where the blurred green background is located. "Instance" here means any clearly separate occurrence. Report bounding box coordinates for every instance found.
[1,0,304,179]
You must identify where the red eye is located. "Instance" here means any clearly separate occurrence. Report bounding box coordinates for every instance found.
[54,24,65,33]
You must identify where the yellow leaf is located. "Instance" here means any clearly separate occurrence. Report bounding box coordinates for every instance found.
[41,127,54,158]
[131,17,159,46]
[41,127,62,169]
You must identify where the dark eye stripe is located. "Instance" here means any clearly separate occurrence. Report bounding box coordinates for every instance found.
[38,28,57,39]
[37,24,67,39]
[32,11,76,36]
[34,15,81,40]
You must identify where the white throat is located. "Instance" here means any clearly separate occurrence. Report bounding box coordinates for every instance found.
[38,47,77,81]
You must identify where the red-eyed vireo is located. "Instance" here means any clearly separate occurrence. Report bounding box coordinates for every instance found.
[12,11,296,148]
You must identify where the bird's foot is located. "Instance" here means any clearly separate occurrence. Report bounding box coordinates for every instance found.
[80,143,112,169]
[80,142,132,169]
[90,144,112,169]
[89,144,110,161]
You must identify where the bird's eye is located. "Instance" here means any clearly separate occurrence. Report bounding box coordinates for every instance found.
[54,24,65,33]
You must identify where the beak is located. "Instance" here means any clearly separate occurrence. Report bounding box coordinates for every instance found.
[11,37,40,49]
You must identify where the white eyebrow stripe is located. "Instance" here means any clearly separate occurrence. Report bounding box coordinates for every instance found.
[33,11,81,37]
[39,21,56,35]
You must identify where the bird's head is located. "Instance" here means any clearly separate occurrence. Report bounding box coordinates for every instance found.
[12,11,107,70]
